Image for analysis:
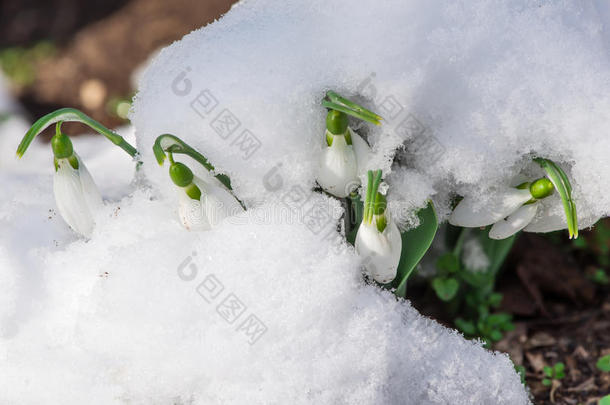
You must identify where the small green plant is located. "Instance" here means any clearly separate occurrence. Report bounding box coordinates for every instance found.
[514,364,526,385]
[455,290,514,346]
[589,268,609,285]
[542,362,565,386]
[600,395,610,405]
[431,253,460,301]
[596,354,610,372]
[0,41,56,88]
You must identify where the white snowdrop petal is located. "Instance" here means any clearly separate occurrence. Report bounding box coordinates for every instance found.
[316,134,358,198]
[449,188,532,227]
[74,154,103,212]
[178,190,211,231]
[355,219,402,284]
[178,176,244,231]
[489,202,539,240]
[350,128,371,174]
[53,158,96,237]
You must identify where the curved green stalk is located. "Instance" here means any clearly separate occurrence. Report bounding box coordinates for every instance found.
[534,158,578,238]
[16,108,138,158]
[153,134,233,192]
[323,91,382,126]
[326,91,383,124]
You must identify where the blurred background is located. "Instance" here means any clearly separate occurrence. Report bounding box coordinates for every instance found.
[0,0,236,136]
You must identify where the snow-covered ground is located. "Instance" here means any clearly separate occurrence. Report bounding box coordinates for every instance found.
[3,0,610,403]
[0,121,528,404]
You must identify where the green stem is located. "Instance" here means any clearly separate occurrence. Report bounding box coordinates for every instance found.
[16,108,138,159]
[364,170,383,224]
[365,171,374,223]
[153,134,233,191]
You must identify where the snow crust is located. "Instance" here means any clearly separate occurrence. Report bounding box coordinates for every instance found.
[0,94,530,403]
[133,0,610,229]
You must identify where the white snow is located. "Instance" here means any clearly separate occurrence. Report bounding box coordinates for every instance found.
[5,0,610,402]
[133,0,610,230]
[0,89,530,403]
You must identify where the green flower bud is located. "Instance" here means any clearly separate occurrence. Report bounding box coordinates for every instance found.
[51,132,74,159]
[530,177,555,199]
[326,110,348,136]
[169,162,194,187]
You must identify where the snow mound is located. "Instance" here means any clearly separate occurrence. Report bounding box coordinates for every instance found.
[0,144,528,403]
[133,0,610,228]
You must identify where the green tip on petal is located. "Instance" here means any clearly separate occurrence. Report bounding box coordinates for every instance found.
[534,157,578,239]
[373,192,387,216]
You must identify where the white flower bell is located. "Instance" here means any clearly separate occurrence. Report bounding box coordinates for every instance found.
[169,160,243,231]
[450,178,561,240]
[316,91,381,198]
[51,131,103,238]
[317,111,370,197]
[355,170,402,283]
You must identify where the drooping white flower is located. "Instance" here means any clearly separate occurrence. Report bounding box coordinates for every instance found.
[355,213,402,284]
[450,178,560,240]
[355,170,402,283]
[317,126,370,198]
[50,127,103,238]
[317,92,381,198]
[169,160,243,231]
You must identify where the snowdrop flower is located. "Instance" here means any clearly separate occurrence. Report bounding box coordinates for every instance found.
[355,170,402,283]
[51,127,103,238]
[450,177,561,240]
[17,110,139,237]
[316,91,381,198]
[168,157,243,231]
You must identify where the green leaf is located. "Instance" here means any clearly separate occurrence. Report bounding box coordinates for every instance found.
[514,365,526,385]
[488,293,503,308]
[543,366,553,377]
[542,378,552,386]
[488,313,512,326]
[489,329,503,342]
[597,355,610,372]
[437,253,460,274]
[600,394,610,405]
[432,277,459,301]
[392,201,438,297]
[534,158,578,239]
[455,318,476,336]
[346,193,364,245]
[324,91,382,125]
[478,229,517,277]
[153,134,233,191]
[16,108,138,158]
